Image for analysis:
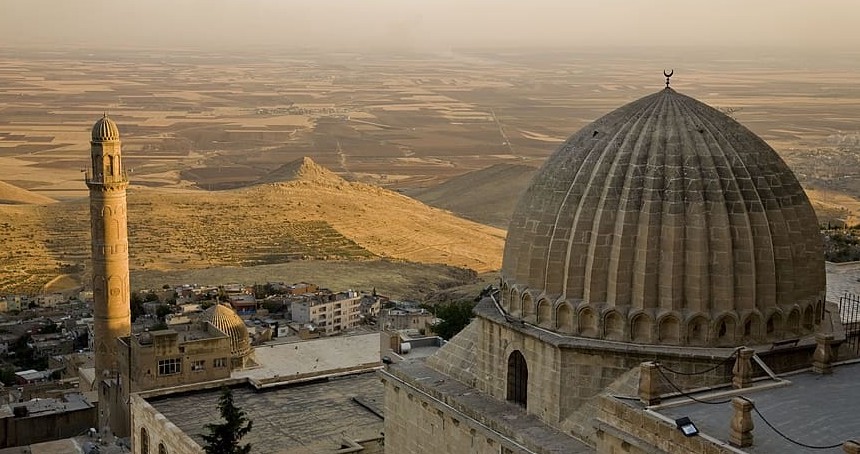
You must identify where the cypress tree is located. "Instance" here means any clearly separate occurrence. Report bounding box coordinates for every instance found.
[202,387,253,454]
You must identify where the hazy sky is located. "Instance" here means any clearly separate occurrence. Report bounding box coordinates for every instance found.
[2,0,859,52]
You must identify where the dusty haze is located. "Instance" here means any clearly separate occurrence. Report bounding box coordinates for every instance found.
[2,0,860,51]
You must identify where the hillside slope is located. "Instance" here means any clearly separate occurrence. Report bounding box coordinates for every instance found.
[0,158,505,294]
[0,180,56,205]
[407,163,538,229]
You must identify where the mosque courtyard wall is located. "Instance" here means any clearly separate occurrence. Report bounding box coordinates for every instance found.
[131,394,201,454]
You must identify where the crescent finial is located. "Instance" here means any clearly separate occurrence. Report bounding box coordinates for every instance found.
[663,69,674,88]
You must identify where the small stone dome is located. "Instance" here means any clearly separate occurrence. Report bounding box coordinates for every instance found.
[91,114,120,141]
[501,88,825,347]
[202,304,253,364]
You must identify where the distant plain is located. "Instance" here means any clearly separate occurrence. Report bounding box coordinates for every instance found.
[2,47,860,295]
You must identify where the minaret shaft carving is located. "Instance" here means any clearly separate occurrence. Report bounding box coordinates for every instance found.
[87,115,131,382]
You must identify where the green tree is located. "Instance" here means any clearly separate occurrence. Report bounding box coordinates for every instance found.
[155,304,172,320]
[430,300,476,340]
[202,387,253,454]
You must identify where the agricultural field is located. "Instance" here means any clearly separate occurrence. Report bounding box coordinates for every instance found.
[2,46,860,294]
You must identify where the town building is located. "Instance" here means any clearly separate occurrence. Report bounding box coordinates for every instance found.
[378,306,436,332]
[0,393,97,448]
[129,333,385,453]
[228,293,257,314]
[291,290,362,333]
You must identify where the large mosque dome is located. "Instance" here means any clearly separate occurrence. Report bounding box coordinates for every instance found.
[202,303,254,367]
[501,87,825,347]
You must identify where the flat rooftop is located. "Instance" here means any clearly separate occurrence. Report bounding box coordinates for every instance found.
[148,372,384,453]
[233,332,381,387]
[386,360,593,453]
[659,361,860,453]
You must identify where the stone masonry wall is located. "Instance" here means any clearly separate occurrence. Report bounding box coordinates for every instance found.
[130,394,201,454]
[594,395,733,454]
[471,317,734,434]
[382,375,527,454]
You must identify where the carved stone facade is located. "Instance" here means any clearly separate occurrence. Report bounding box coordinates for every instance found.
[87,115,132,434]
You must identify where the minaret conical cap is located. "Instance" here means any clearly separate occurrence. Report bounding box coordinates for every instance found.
[92,114,120,141]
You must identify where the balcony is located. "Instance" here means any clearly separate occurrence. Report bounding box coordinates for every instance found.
[85,170,129,186]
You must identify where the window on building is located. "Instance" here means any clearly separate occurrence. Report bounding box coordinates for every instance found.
[214,358,228,368]
[191,360,205,371]
[157,358,181,376]
[158,442,168,454]
[506,350,528,408]
[141,428,149,454]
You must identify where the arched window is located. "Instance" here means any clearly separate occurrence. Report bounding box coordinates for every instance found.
[687,317,709,346]
[506,350,528,408]
[556,303,573,333]
[803,305,814,331]
[630,314,652,343]
[158,442,168,454]
[522,293,535,321]
[140,428,149,454]
[536,299,552,327]
[658,316,680,345]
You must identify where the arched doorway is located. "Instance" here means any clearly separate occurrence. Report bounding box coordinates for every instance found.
[506,350,528,408]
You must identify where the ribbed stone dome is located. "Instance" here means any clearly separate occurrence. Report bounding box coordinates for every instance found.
[501,88,825,347]
[91,114,120,141]
[202,304,253,361]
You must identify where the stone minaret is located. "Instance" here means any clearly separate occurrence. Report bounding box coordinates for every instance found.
[86,114,131,384]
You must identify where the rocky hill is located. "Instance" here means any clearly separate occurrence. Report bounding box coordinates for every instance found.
[0,158,505,294]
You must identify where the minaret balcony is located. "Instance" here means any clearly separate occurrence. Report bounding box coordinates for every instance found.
[85,170,129,186]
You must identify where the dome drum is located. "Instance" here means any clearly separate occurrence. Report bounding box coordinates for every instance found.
[501,276,822,346]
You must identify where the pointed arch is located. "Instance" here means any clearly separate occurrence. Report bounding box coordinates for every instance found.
[658,314,680,345]
[556,303,574,334]
[510,289,521,316]
[766,311,782,338]
[536,299,552,327]
[522,292,535,321]
[578,307,597,337]
[687,315,709,346]
[742,313,762,341]
[786,308,800,334]
[603,311,624,340]
[714,314,737,346]
[802,305,814,331]
[630,313,652,343]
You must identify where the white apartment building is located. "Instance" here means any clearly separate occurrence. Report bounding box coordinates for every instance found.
[291,290,362,333]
